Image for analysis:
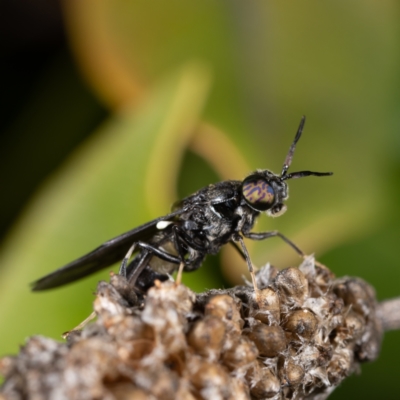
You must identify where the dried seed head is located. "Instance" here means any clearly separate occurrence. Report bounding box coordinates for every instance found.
[1,257,385,400]
[274,267,309,308]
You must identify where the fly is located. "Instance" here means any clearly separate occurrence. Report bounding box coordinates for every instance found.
[32,116,332,293]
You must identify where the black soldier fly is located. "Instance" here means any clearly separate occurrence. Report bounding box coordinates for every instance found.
[32,116,332,294]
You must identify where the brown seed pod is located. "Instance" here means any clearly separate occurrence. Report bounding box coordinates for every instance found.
[141,281,195,353]
[344,310,366,341]
[279,358,305,387]
[247,361,280,399]
[333,278,376,317]
[175,382,197,400]
[221,336,258,370]
[107,384,148,400]
[229,378,252,400]
[188,358,231,398]
[250,286,280,325]
[246,323,287,357]
[205,294,243,331]
[327,348,353,386]
[283,309,318,341]
[187,315,226,360]
[107,316,154,343]
[138,366,180,400]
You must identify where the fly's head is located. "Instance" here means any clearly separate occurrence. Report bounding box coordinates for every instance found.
[242,171,288,217]
[241,116,333,218]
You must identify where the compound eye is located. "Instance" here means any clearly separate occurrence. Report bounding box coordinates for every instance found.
[242,176,275,211]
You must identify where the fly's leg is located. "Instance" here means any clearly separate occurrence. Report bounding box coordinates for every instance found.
[122,227,208,288]
[239,230,303,297]
[119,243,137,277]
[235,234,259,297]
[171,225,209,252]
[120,241,182,276]
[170,227,185,285]
[244,230,305,256]
[244,230,327,269]
[62,311,97,339]
[122,241,184,288]
[175,262,185,285]
[170,225,208,284]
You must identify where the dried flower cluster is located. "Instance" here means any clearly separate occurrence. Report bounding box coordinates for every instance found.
[0,258,384,400]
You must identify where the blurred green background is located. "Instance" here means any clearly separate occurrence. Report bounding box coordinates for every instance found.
[1,1,399,398]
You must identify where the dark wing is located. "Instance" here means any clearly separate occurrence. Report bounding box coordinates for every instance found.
[31,208,187,291]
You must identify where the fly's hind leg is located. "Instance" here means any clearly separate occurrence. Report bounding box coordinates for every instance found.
[62,311,97,339]
[121,241,183,290]
[119,241,182,277]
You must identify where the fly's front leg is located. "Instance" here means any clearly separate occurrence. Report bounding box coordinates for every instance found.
[243,230,305,257]
[244,230,326,269]
[234,234,259,296]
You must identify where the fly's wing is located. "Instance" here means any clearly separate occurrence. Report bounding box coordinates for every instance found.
[31,208,187,291]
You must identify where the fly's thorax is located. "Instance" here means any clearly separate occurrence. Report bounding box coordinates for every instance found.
[202,213,235,244]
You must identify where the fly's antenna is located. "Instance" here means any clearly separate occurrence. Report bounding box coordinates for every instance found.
[280,116,333,181]
[281,116,305,177]
[282,170,333,180]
